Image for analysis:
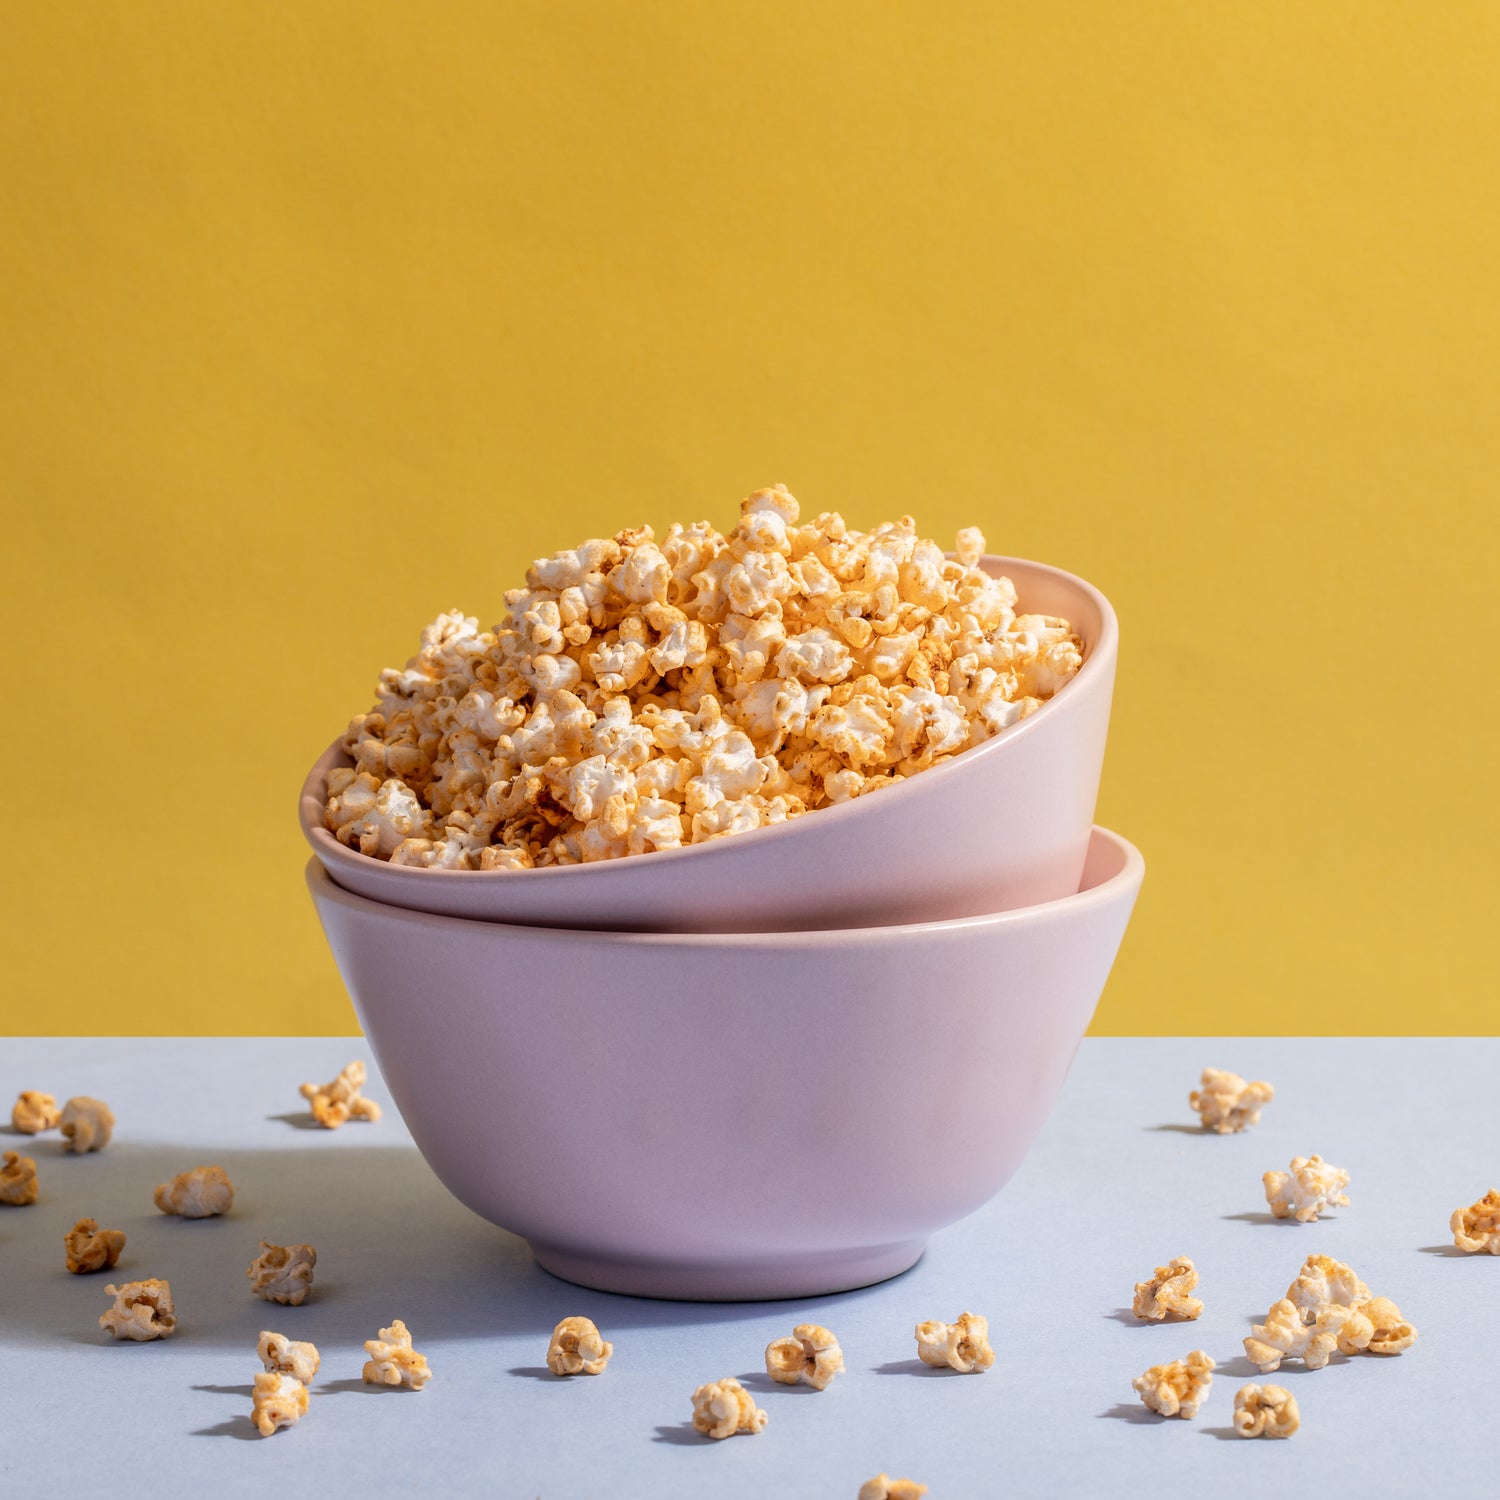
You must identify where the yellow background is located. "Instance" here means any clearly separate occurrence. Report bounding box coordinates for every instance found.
[3,2,1497,1035]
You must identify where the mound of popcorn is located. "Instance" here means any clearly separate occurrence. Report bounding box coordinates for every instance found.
[11,1090,60,1134]
[1263,1154,1350,1223]
[324,487,1083,870]
[1244,1254,1417,1373]
[1451,1188,1500,1254]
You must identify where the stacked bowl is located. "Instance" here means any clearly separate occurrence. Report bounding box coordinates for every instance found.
[301,555,1143,1299]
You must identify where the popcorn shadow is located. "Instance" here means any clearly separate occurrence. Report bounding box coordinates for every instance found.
[872,1359,951,1378]
[1143,1124,1206,1135]
[317,1378,392,1395]
[191,1418,262,1441]
[734,1370,813,1395]
[1097,1402,1162,1426]
[1417,1244,1469,1258]
[1105,1308,1158,1327]
[1201,1427,1241,1441]
[265,1113,323,1132]
[652,1423,708,1446]
[192,1383,255,1397]
[1222,1212,1302,1227]
[508,1365,560,1380]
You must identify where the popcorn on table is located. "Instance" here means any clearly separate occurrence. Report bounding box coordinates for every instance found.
[1132,1350,1215,1419]
[1131,1257,1203,1321]
[0,1150,39,1206]
[1451,1188,1500,1254]
[915,1311,995,1372]
[248,1241,317,1304]
[59,1096,114,1153]
[363,1319,431,1389]
[690,1377,767,1439]
[65,1217,126,1273]
[1188,1068,1274,1133]
[251,1372,308,1437]
[99,1279,176,1341]
[299,1060,382,1129]
[11,1090,60,1134]
[546,1316,612,1375]
[1244,1254,1417,1373]
[155,1165,234,1218]
[1263,1154,1349,1222]
[859,1478,928,1500]
[1233,1384,1300,1438]
[325,486,1083,872]
[765,1323,845,1389]
[259,1330,321,1384]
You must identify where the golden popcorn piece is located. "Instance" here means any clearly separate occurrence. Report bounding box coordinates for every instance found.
[155,1164,234,1218]
[546,1316,613,1376]
[0,1150,39,1206]
[1263,1154,1349,1222]
[1132,1350,1215,1419]
[915,1311,995,1373]
[258,1330,321,1384]
[247,1241,316,1305]
[859,1478,928,1500]
[1359,1296,1418,1356]
[1284,1253,1370,1321]
[362,1319,431,1389]
[299,1060,382,1129]
[1451,1188,1500,1254]
[1188,1068,1274,1133]
[59,1096,114,1154]
[1233,1383,1300,1439]
[765,1322,845,1390]
[1132,1257,1203,1321]
[251,1371,308,1437]
[99,1278,176,1341]
[65,1217,126,1273]
[11,1090,60,1134]
[690,1377,767,1439]
[1244,1255,1418,1373]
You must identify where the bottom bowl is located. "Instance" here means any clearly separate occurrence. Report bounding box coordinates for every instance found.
[306,826,1143,1300]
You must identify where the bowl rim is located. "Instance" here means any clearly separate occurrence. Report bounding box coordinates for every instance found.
[299,552,1117,884]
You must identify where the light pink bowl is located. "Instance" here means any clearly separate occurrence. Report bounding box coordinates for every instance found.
[306,825,1143,1300]
[299,556,1117,932]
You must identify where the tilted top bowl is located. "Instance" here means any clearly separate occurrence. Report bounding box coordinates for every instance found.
[300,556,1116,932]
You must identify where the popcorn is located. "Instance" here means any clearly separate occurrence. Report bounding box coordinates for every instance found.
[1131,1257,1203,1321]
[546,1316,612,1376]
[1131,1350,1215,1419]
[1284,1253,1370,1322]
[362,1319,431,1389]
[59,1096,114,1153]
[1451,1188,1500,1254]
[915,1311,995,1373]
[248,1241,317,1305]
[765,1323,845,1390]
[299,1060,383,1129]
[65,1218,126,1273]
[1263,1155,1350,1222]
[1244,1256,1418,1372]
[327,488,1083,870]
[11,1090,59,1134]
[1188,1068,1274,1133]
[1233,1384,1300,1439]
[259,1330,321,1384]
[690,1377,767,1439]
[99,1278,176,1340]
[155,1165,234,1218]
[251,1372,308,1437]
[0,1151,39,1206]
[859,1479,929,1500]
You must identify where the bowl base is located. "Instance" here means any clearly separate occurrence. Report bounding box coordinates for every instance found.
[527,1237,927,1302]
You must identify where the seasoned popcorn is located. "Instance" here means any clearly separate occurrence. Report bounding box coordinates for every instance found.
[251,1371,308,1437]
[1132,1350,1215,1419]
[1188,1068,1274,1133]
[259,1330,321,1384]
[1263,1154,1349,1222]
[59,1096,114,1153]
[690,1377,767,1439]
[859,1478,928,1500]
[1233,1383,1299,1439]
[99,1278,176,1340]
[155,1165,234,1218]
[1131,1257,1203,1321]
[325,487,1084,871]
[363,1319,431,1389]
[248,1241,317,1305]
[11,1090,60,1134]
[1451,1188,1500,1254]
[299,1060,383,1129]
[915,1311,995,1373]
[65,1217,126,1273]
[0,1150,39,1206]
[1284,1253,1371,1322]
[546,1315,612,1375]
[765,1323,845,1389]
[1244,1258,1418,1374]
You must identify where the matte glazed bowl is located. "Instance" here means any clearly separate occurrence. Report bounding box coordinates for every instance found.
[306,825,1143,1300]
[300,556,1117,932]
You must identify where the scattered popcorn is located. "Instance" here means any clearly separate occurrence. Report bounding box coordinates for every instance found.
[1263,1155,1350,1222]
[247,1241,317,1305]
[59,1096,114,1153]
[259,1330,321,1384]
[1451,1188,1500,1254]
[11,1090,60,1134]
[546,1316,613,1375]
[363,1319,431,1389]
[154,1165,234,1218]
[765,1323,845,1390]
[65,1217,126,1272]
[859,1478,928,1500]
[99,1278,176,1341]
[1233,1383,1299,1439]
[1188,1068,1274,1133]
[299,1060,383,1129]
[0,1151,39,1206]
[1244,1258,1418,1373]
[326,487,1084,871]
[915,1311,995,1373]
[690,1377,767,1439]
[1132,1350,1215,1419]
[251,1371,309,1437]
[1131,1257,1203,1321]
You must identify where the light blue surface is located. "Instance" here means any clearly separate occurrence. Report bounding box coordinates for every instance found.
[1,1037,1494,1497]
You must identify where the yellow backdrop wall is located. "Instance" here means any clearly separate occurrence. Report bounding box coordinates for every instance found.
[3,2,1497,1034]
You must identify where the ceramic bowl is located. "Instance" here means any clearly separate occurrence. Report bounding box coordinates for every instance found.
[306,824,1143,1300]
[300,556,1117,932]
